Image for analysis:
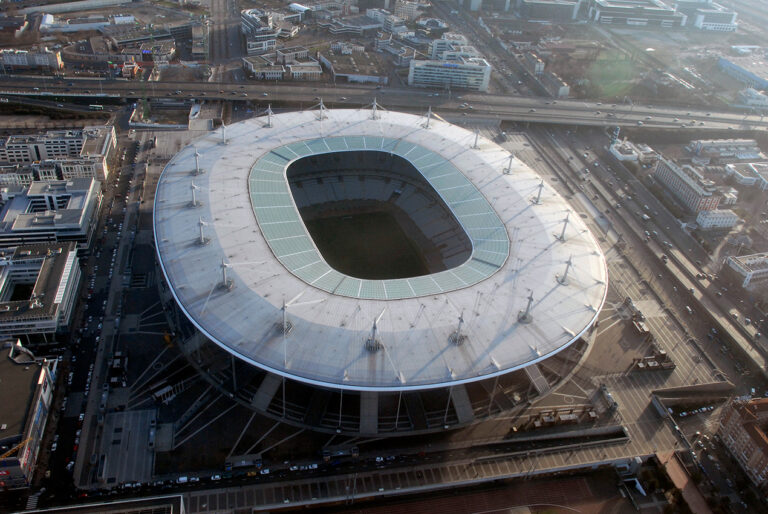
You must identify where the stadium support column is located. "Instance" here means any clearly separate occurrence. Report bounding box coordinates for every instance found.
[231,354,237,392]
[451,384,475,424]
[360,391,378,435]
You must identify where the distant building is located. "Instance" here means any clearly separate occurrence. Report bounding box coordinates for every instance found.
[409,32,491,91]
[319,45,389,84]
[0,48,63,72]
[408,57,491,91]
[523,51,546,76]
[121,40,176,64]
[725,162,768,190]
[241,9,281,56]
[718,398,768,490]
[242,47,322,81]
[718,56,768,90]
[540,70,569,98]
[518,0,581,21]
[394,0,424,21]
[586,0,685,28]
[0,126,116,182]
[686,139,764,163]
[0,340,56,489]
[39,12,134,33]
[429,33,470,60]
[415,18,449,37]
[696,209,739,230]
[725,252,768,288]
[0,179,101,249]
[0,242,82,339]
[317,15,382,36]
[242,55,285,80]
[738,88,768,109]
[654,158,720,212]
[675,0,738,32]
[609,140,657,164]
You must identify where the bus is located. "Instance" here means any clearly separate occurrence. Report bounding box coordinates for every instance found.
[89,104,104,111]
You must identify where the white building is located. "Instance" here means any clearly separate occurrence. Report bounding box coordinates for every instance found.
[0,179,101,249]
[696,209,739,230]
[394,0,422,21]
[0,126,116,182]
[429,33,470,60]
[608,140,657,164]
[726,252,768,288]
[0,242,81,339]
[408,57,491,91]
[738,88,768,109]
[726,163,768,190]
[0,48,63,71]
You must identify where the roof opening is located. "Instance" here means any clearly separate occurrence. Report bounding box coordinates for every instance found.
[286,150,471,280]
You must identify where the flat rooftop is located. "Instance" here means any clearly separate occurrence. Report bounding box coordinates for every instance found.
[0,241,78,323]
[324,49,386,76]
[731,252,768,272]
[153,109,607,391]
[0,342,43,442]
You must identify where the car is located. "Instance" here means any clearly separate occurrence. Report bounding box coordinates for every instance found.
[211,474,221,481]
[51,442,58,452]
[260,468,270,475]
[190,477,200,482]
[262,92,268,97]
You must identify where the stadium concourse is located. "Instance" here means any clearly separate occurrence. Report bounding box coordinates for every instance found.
[152,105,608,436]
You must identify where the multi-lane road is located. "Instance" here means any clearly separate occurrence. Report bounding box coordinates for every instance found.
[2,76,768,132]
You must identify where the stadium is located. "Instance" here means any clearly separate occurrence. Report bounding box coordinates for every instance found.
[153,107,608,436]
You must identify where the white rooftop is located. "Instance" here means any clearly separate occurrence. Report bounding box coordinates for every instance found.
[153,109,608,391]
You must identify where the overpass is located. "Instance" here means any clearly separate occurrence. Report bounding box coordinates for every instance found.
[1,77,767,132]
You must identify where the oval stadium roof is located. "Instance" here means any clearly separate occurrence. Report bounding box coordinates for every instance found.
[153,108,608,392]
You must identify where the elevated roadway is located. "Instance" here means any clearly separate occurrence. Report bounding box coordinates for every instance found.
[1,77,768,132]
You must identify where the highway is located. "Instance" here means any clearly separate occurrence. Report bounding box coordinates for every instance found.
[2,77,768,132]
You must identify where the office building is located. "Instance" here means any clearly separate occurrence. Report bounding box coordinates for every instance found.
[0,126,116,182]
[725,162,768,190]
[654,158,720,212]
[0,178,101,249]
[725,253,768,288]
[0,242,81,339]
[518,0,582,21]
[738,88,768,109]
[0,48,63,72]
[718,398,768,490]
[586,0,685,27]
[675,0,737,32]
[408,57,492,91]
[695,209,739,230]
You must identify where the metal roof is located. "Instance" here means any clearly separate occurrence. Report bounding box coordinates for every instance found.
[153,109,608,391]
